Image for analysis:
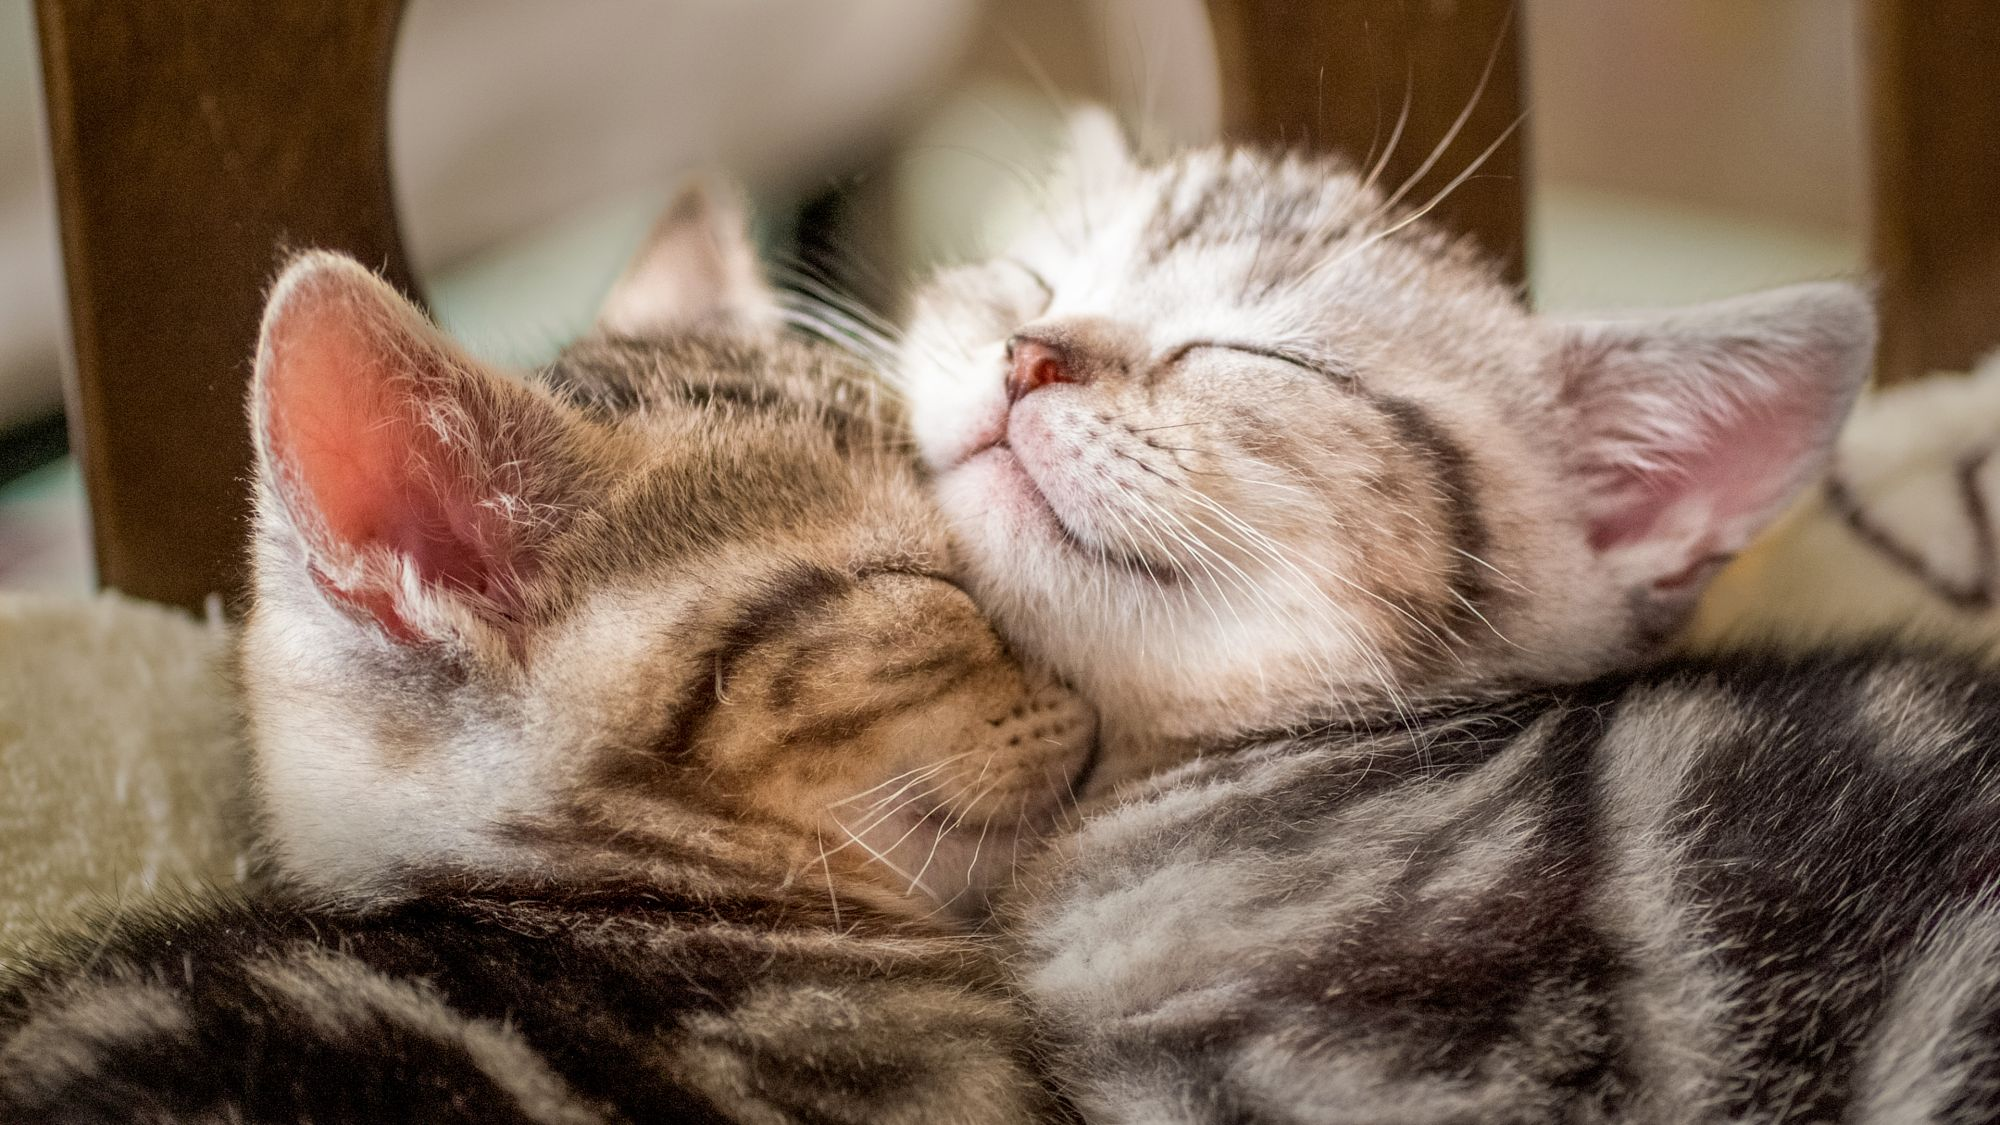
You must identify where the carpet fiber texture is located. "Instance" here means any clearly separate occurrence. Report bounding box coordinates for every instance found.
[0,591,246,972]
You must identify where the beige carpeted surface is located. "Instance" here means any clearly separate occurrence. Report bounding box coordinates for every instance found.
[0,592,248,972]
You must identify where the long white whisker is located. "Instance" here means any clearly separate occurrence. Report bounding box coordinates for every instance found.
[1372,6,1515,219]
[831,819,932,898]
[1347,110,1529,262]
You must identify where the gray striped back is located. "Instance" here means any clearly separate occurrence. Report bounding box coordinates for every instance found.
[1012,649,2000,1124]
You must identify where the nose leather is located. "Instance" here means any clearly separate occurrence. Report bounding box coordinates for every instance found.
[1006,336,1078,402]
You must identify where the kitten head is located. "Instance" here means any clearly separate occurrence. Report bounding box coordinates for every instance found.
[902,110,1873,785]
[241,185,1093,919]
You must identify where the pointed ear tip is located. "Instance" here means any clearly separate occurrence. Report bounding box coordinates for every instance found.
[262,251,428,338]
[1787,278,1874,317]
[261,253,396,346]
[658,182,715,230]
[666,174,748,219]
[252,252,442,419]
[269,250,376,304]
[1678,281,1876,375]
[1784,280,1880,368]
[1065,102,1130,152]
[631,176,757,268]
[598,175,775,335]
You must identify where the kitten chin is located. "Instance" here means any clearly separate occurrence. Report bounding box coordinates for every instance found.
[900,116,1871,783]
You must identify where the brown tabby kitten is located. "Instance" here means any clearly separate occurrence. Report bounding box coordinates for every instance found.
[0,187,1092,1123]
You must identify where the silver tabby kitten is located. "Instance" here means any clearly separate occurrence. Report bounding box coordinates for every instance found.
[0,188,1091,1124]
[903,110,2000,1123]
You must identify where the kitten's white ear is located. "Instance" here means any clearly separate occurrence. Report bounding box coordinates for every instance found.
[596,179,778,336]
[1060,103,1134,193]
[252,252,587,647]
[1557,280,1875,628]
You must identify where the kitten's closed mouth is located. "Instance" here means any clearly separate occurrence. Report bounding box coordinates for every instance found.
[963,441,1180,584]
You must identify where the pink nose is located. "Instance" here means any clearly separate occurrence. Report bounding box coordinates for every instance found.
[1005,337,1077,403]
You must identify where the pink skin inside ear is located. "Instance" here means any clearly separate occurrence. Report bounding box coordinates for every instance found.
[263,281,511,639]
[1588,386,1823,580]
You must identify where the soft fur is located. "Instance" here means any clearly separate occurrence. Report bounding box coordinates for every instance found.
[903,109,1870,788]
[244,234,1091,918]
[1013,647,2000,1124]
[1,187,1089,1123]
[896,114,2000,1123]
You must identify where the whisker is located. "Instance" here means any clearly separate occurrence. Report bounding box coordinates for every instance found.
[830,752,970,810]
[814,826,844,932]
[1350,110,1529,258]
[1373,5,1515,219]
[1452,545,1532,596]
[906,755,997,896]
[1357,61,1415,202]
[829,817,932,899]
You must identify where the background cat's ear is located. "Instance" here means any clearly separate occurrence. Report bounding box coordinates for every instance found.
[1556,281,1875,627]
[596,179,778,336]
[252,252,590,647]
[1060,103,1133,194]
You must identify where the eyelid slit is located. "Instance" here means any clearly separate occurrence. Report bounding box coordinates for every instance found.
[1167,340,1359,386]
[1003,259,1054,304]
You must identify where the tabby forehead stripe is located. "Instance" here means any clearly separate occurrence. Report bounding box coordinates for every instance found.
[649,562,855,766]
[1369,393,1493,656]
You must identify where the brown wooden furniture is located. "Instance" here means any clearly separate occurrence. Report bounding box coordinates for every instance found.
[1868,0,2000,386]
[1206,0,1526,284]
[33,1,2000,610]
[34,0,416,612]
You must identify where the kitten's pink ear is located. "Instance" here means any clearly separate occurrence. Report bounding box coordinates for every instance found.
[1558,281,1874,626]
[252,253,583,645]
[596,179,777,337]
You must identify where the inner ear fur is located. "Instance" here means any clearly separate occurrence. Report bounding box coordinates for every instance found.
[1555,280,1875,617]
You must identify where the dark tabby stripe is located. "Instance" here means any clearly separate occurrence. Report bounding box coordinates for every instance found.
[1369,391,1495,661]
[552,333,884,448]
[1017,645,2000,1124]
[656,563,855,759]
[1,878,1064,1124]
[1824,449,2000,610]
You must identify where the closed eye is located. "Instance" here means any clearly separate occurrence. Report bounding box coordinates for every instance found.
[1003,259,1054,307]
[1165,340,1359,386]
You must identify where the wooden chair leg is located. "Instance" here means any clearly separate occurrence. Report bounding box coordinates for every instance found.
[1204,0,1527,283]
[1869,0,2000,385]
[35,0,415,611]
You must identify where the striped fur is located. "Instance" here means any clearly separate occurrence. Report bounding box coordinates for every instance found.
[243,259,1092,920]
[893,119,1994,1122]
[1,877,1057,1124]
[901,113,1870,788]
[1,191,1088,1122]
[1008,649,2000,1124]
